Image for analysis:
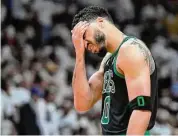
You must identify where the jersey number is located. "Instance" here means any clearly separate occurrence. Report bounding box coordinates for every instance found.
[101,96,111,124]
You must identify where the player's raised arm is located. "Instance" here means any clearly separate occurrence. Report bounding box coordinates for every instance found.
[117,41,152,135]
[71,21,105,112]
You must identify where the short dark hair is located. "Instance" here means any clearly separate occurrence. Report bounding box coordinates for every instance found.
[72,6,113,29]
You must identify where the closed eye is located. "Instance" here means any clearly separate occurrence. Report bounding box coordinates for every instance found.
[86,42,92,50]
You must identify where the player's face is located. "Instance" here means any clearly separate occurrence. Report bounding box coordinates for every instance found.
[83,23,107,57]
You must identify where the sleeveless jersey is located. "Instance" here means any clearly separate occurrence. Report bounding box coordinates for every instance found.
[101,36,158,135]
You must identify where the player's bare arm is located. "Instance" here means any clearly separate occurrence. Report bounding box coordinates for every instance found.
[117,39,154,134]
[72,21,111,112]
[88,52,112,107]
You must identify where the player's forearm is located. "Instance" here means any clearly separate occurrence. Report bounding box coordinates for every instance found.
[72,54,93,112]
[127,110,151,135]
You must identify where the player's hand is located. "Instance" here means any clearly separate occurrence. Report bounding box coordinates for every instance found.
[71,21,89,55]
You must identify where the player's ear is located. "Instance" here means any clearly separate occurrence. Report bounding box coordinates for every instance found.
[96,17,104,28]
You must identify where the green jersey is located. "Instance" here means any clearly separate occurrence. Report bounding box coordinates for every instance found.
[101,36,158,135]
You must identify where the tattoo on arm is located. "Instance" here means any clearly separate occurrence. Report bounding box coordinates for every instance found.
[130,40,155,74]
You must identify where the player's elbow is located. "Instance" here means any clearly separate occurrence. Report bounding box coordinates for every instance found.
[133,110,151,122]
[141,110,151,118]
[74,100,91,113]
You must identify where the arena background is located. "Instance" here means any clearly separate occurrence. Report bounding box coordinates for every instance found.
[1,0,178,135]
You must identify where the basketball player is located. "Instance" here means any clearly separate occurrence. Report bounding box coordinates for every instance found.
[71,6,158,135]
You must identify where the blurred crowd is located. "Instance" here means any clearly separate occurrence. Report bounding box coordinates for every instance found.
[1,0,178,135]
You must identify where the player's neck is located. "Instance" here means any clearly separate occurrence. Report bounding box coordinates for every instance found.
[106,27,125,54]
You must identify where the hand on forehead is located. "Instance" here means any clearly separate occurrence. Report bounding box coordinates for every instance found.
[71,21,89,33]
[71,21,90,54]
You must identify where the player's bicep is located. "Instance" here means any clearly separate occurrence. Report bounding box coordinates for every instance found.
[88,53,111,105]
[118,44,151,101]
[125,66,150,101]
[88,70,103,104]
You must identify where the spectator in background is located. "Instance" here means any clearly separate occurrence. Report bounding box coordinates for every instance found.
[1,79,16,135]
[43,87,59,135]
[58,98,78,135]
[18,87,42,135]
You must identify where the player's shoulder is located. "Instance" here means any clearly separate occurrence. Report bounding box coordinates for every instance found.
[119,36,152,59]
[118,36,155,74]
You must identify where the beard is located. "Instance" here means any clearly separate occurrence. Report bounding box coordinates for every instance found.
[94,29,107,58]
[96,43,107,57]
